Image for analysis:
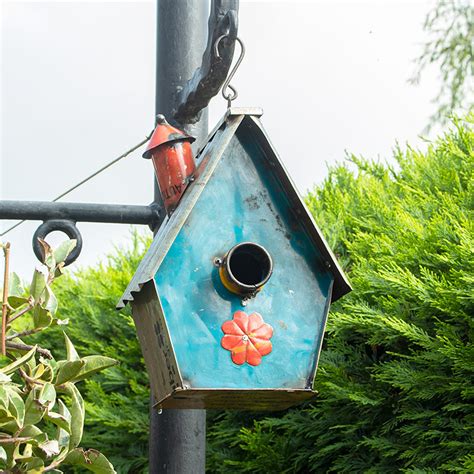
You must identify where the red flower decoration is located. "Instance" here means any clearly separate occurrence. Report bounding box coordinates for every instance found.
[221,311,273,366]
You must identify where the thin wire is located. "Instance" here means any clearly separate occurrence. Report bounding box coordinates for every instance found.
[0,131,153,237]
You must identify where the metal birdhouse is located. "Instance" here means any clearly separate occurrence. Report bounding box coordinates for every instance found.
[118,108,351,410]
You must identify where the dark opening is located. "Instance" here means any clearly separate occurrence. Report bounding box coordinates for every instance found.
[228,243,272,287]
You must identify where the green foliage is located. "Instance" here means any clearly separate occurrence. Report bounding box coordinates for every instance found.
[0,240,116,473]
[35,233,151,474]
[411,0,473,127]
[207,116,474,472]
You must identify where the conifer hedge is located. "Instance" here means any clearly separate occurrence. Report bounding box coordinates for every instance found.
[41,117,472,472]
[207,117,474,472]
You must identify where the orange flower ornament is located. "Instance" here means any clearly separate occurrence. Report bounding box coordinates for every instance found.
[221,311,273,366]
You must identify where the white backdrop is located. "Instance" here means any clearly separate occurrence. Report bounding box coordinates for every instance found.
[1,0,439,277]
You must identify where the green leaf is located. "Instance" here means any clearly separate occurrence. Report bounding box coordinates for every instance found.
[24,383,56,428]
[63,333,79,361]
[71,356,117,383]
[56,399,71,449]
[0,446,6,463]
[31,363,46,381]
[8,296,29,309]
[37,383,56,411]
[53,240,76,266]
[0,385,9,411]
[19,424,47,443]
[55,360,85,386]
[37,362,54,384]
[0,345,36,375]
[24,387,46,426]
[64,448,116,474]
[63,383,84,448]
[8,272,24,297]
[30,269,47,302]
[44,285,58,315]
[33,306,53,329]
[38,439,60,458]
[5,386,25,429]
[37,238,55,269]
[25,456,44,471]
[44,411,71,434]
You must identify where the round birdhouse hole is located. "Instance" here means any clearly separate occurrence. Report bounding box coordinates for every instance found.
[219,242,273,296]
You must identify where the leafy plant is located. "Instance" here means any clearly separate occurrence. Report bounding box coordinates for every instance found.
[0,239,117,473]
[34,233,151,474]
[207,116,474,472]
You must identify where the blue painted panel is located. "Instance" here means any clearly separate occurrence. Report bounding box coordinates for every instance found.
[155,134,333,389]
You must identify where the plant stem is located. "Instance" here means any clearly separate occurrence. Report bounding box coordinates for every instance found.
[19,367,45,387]
[0,436,32,444]
[2,242,11,356]
[8,301,34,324]
[6,341,52,359]
[6,327,42,341]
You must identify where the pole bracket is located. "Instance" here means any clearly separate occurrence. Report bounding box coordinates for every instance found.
[174,0,239,124]
[0,200,163,266]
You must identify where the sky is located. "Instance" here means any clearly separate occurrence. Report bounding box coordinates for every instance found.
[0,0,440,278]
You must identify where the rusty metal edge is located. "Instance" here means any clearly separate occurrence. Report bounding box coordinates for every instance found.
[153,387,318,410]
[308,278,334,389]
[130,280,185,399]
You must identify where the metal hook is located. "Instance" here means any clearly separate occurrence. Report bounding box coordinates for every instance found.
[214,35,245,108]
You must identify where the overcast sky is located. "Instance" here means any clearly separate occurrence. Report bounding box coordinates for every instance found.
[1,0,440,278]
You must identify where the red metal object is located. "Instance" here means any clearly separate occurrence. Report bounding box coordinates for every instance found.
[143,114,196,214]
[221,311,273,366]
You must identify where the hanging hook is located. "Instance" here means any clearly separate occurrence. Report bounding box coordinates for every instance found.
[214,35,245,108]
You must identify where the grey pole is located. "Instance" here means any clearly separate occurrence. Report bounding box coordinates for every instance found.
[150,1,208,473]
[0,201,159,226]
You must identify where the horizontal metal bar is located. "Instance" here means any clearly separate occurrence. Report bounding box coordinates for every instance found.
[0,200,162,227]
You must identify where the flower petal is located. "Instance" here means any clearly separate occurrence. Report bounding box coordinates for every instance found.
[233,310,249,333]
[246,342,263,366]
[251,323,273,340]
[221,335,243,351]
[231,344,247,365]
[248,312,265,332]
[251,337,272,356]
[222,320,244,336]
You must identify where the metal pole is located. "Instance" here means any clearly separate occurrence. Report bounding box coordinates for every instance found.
[150,1,208,473]
[0,201,159,226]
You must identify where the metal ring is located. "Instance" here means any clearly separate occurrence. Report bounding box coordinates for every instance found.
[219,242,273,296]
[33,220,83,266]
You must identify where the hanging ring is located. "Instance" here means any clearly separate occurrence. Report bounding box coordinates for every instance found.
[33,220,83,266]
[214,35,245,108]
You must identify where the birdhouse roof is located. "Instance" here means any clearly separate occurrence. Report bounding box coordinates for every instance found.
[117,108,351,309]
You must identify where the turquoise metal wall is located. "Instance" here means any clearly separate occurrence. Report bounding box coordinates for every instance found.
[154,131,333,390]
